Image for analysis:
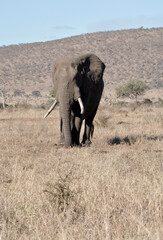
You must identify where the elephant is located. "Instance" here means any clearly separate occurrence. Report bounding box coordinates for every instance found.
[44,53,105,147]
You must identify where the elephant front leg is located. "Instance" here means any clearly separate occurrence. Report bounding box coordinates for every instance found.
[71,116,82,146]
[59,118,65,145]
[82,114,96,146]
[82,122,92,146]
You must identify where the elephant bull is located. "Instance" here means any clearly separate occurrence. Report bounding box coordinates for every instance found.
[44,53,105,147]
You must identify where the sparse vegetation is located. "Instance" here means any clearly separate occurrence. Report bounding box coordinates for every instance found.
[154,79,163,88]
[14,102,32,109]
[49,89,55,98]
[32,90,41,97]
[0,102,8,109]
[0,27,163,239]
[158,98,163,106]
[116,80,148,98]
[14,89,24,97]
[112,101,128,107]
[0,28,163,105]
[0,106,162,239]
[44,172,80,213]
[39,99,56,109]
[143,98,153,104]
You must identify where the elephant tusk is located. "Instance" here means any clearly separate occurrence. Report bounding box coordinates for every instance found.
[78,97,84,114]
[43,99,57,119]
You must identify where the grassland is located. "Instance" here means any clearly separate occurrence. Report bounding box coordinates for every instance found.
[0,104,162,239]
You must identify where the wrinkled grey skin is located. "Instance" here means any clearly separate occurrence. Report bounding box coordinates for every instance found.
[51,53,105,147]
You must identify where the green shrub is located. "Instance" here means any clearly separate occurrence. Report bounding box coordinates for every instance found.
[116,80,148,98]
[14,102,32,109]
[112,101,128,107]
[158,98,163,106]
[14,89,23,96]
[143,99,153,104]
[49,89,55,98]
[39,99,57,109]
[155,80,163,88]
[32,90,41,97]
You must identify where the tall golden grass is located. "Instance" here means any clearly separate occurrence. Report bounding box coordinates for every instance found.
[0,105,163,239]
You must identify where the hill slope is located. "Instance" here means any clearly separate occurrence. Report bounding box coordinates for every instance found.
[0,28,163,105]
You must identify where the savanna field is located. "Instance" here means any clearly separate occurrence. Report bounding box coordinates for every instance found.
[0,28,163,240]
[0,104,162,239]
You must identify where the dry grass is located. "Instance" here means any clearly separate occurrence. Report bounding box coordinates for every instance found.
[0,105,163,239]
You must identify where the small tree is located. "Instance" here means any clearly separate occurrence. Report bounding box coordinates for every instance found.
[116,80,148,99]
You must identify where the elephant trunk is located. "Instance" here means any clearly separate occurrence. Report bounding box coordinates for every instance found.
[60,102,72,148]
[59,82,84,147]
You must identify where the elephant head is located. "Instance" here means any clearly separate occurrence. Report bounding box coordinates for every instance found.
[44,54,105,148]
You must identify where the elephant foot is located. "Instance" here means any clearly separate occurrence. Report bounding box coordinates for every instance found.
[82,140,92,147]
[54,141,82,148]
[72,142,82,148]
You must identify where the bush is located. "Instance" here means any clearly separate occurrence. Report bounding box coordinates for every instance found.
[14,89,23,96]
[49,89,55,98]
[116,80,148,98]
[14,102,32,109]
[112,101,128,107]
[44,179,75,213]
[32,90,41,97]
[158,98,163,106]
[143,98,153,104]
[39,99,57,109]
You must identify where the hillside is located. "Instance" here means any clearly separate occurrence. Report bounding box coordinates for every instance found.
[0,28,163,105]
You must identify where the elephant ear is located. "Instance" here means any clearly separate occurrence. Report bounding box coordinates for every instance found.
[87,54,105,82]
[71,57,86,73]
[73,54,105,82]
